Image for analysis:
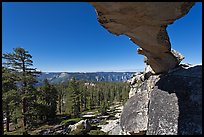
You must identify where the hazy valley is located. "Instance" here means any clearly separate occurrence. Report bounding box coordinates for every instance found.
[36,72,135,85]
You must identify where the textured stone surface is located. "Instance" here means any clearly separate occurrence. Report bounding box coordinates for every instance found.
[147,86,179,135]
[98,103,124,135]
[147,65,202,135]
[128,72,144,98]
[120,90,149,134]
[108,124,123,135]
[91,2,194,74]
[91,3,200,135]
[69,119,91,133]
[98,119,120,133]
[121,64,202,135]
[121,74,160,134]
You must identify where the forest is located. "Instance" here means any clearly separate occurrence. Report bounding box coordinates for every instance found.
[2,47,130,135]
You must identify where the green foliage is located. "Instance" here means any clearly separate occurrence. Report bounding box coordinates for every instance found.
[2,47,130,135]
[92,119,108,127]
[60,118,82,125]
[2,47,41,133]
[100,101,108,115]
[4,128,25,135]
[39,79,58,119]
[55,80,130,117]
[69,78,81,117]
[88,130,107,135]
[81,108,99,115]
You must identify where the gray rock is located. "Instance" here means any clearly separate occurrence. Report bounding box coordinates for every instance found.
[55,129,64,134]
[147,86,179,135]
[128,72,145,98]
[121,74,160,134]
[171,49,185,63]
[38,129,47,135]
[120,87,150,134]
[147,65,202,135]
[90,118,100,124]
[53,124,63,131]
[69,119,91,133]
[121,65,202,135]
[98,119,120,133]
[108,124,123,135]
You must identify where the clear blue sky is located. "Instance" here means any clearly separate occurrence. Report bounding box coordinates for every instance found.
[2,2,202,72]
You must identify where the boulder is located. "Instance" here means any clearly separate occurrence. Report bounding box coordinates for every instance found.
[120,64,202,135]
[89,118,100,124]
[147,65,202,135]
[69,119,91,134]
[120,75,160,134]
[108,124,123,135]
[98,119,120,133]
[53,124,63,131]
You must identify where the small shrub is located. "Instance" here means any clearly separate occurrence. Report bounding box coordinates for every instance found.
[60,117,82,125]
[88,130,107,135]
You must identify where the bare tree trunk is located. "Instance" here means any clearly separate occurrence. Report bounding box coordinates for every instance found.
[58,95,62,114]
[22,98,27,135]
[2,110,4,135]
[22,60,28,135]
[6,104,10,132]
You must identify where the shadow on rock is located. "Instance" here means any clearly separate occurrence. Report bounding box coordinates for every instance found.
[147,65,202,135]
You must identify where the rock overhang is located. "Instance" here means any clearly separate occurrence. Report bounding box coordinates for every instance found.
[90,2,195,74]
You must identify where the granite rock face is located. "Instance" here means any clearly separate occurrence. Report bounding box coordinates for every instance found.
[121,74,160,135]
[91,2,194,74]
[120,64,202,135]
[91,2,201,135]
[108,124,123,135]
[147,65,202,135]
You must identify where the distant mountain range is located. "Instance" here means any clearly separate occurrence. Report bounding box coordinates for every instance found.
[36,72,135,85]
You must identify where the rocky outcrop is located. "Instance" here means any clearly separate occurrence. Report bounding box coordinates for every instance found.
[147,64,202,135]
[121,73,160,135]
[97,103,124,135]
[69,119,91,134]
[109,124,123,135]
[120,64,202,135]
[90,2,201,135]
[91,2,194,74]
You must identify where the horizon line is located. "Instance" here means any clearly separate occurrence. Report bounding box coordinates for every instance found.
[36,68,144,73]
[38,69,144,73]
[40,71,142,73]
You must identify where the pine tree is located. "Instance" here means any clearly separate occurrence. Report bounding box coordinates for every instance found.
[2,47,41,134]
[100,101,108,115]
[79,83,88,111]
[69,77,80,117]
[2,67,19,133]
[89,87,95,110]
[96,87,101,106]
[39,79,58,120]
[55,84,65,114]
